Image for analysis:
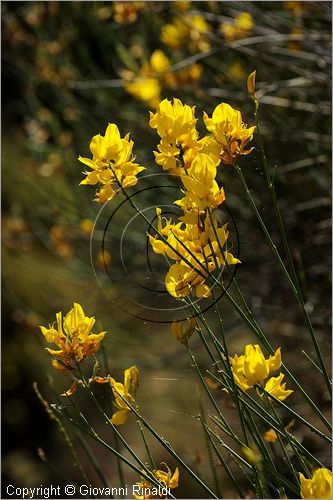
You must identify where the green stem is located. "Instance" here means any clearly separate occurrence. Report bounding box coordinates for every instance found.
[234,158,331,397]
[137,419,156,470]
[101,347,126,489]
[197,394,222,499]
[207,425,299,496]
[75,364,160,487]
[112,384,218,498]
[207,371,328,466]
[213,278,332,432]
[199,416,245,498]
[53,406,172,495]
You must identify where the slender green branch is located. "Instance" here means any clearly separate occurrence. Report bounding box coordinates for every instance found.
[234,157,331,396]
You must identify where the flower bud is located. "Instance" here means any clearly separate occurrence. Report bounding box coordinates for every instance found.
[247,70,257,100]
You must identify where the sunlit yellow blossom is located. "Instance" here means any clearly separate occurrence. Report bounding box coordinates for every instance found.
[40,303,106,371]
[264,373,293,401]
[134,465,179,499]
[172,318,196,344]
[149,98,199,173]
[149,98,197,144]
[243,344,270,385]
[229,354,252,391]
[299,468,332,499]
[203,102,255,164]
[149,209,238,270]
[175,153,225,211]
[230,344,282,391]
[263,429,278,442]
[220,12,254,42]
[78,123,145,202]
[244,344,281,386]
[150,210,239,299]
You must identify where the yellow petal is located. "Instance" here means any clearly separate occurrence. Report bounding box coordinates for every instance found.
[111,409,129,425]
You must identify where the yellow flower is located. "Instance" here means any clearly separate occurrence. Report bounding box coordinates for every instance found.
[40,303,106,371]
[243,344,270,386]
[149,98,197,140]
[161,17,189,50]
[172,317,196,344]
[220,12,254,42]
[150,49,171,74]
[161,14,210,51]
[133,465,179,499]
[149,98,200,173]
[229,354,252,391]
[299,468,332,499]
[149,209,239,299]
[79,218,94,235]
[133,477,153,500]
[263,429,278,443]
[125,78,161,107]
[264,373,293,401]
[78,123,145,203]
[165,262,195,298]
[110,365,139,425]
[203,102,255,164]
[230,344,282,391]
[123,50,171,106]
[154,465,179,489]
[175,153,225,211]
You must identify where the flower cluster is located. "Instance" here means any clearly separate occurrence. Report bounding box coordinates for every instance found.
[148,97,254,298]
[134,465,179,499]
[78,123,145,203]
[203,102,256,165]
[230,344,293,401]
[40,303,106,372]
